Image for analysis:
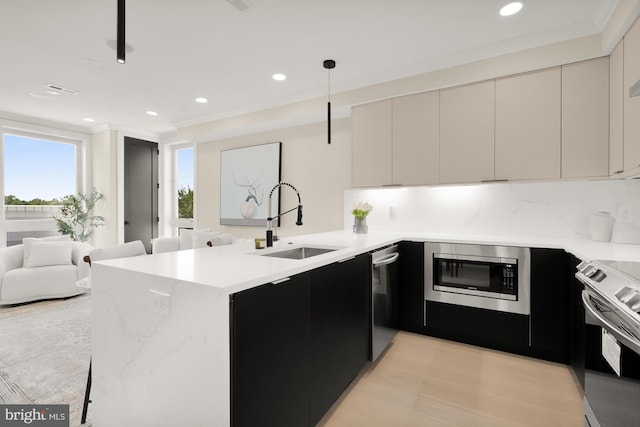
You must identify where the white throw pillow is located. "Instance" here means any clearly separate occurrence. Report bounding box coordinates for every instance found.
[23,241,73,268]
[192,231,222,249]
[179,228,211,251]
[23,235,71,267]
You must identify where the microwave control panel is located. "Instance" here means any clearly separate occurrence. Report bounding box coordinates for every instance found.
[502,264,517,295]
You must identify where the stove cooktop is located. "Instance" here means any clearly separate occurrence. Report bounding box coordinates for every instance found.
[599,260,640,283]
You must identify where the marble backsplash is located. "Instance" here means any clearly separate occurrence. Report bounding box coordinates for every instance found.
[344,178,640,241]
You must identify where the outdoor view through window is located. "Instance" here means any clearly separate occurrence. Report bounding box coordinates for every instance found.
[177,147,194,219]
[3,134,76,245]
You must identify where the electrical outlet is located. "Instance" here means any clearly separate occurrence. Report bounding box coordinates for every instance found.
[150,289,171,316]
[618,206,633,224]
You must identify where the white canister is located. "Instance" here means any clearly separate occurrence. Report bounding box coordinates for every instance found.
[590,211,615,242]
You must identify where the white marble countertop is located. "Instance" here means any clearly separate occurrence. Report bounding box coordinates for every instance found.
[95,230,640,294]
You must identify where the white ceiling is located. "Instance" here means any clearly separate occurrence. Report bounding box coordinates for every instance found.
[0,0,627,137]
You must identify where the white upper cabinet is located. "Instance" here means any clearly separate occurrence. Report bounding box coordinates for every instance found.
[610,41,624,176]
[495,68,562,181]
[439,81,495,184]
[624,17,640,172]
[351,100,392,187]
[392,91,440,185]
[562,57,610,178]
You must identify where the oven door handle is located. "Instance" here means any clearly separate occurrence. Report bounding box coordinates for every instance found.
[581,290,640,355]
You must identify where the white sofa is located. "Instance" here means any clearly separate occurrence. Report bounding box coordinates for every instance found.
[0,237,92,305]
[152,229,235,254]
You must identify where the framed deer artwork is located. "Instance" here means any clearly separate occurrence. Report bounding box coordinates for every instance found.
[219,142,282,226]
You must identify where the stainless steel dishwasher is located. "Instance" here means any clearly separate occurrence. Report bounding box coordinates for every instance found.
[370,245,400,362]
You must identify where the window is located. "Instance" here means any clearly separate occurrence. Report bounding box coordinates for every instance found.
[2,130,84,246]
[173,146,194,233]
[177,147,194,219]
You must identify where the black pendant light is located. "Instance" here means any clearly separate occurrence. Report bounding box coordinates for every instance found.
[117,0,126,63]
[323,59,336,144]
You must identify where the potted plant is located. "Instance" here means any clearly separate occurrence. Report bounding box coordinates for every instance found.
[54,188,105,242]
[351,201,372,234]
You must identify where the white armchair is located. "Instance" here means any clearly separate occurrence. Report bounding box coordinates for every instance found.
[84,240,148,265]
[0,236,93,305]
[151,229,234,254]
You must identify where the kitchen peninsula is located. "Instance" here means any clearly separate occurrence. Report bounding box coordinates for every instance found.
[89,230,640,427]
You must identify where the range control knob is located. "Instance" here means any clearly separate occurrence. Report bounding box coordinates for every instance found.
[592,270,607,282]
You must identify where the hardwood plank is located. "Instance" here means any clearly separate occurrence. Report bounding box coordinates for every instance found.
[320,332,583,427]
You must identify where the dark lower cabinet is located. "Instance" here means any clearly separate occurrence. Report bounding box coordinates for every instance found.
[529,248,570,363]
[398,241,426,334]
[425,300,530,350]
[568,253,585,391]
[231,254,370,427]
[230,273,310,427]
[309,254,370,426]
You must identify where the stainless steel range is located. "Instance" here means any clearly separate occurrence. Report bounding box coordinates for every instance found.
[575,259,640,427]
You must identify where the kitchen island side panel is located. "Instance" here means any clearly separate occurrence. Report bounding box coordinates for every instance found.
[91,263,230,427]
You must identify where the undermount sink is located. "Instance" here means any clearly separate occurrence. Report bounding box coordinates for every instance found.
[259,246,340,260]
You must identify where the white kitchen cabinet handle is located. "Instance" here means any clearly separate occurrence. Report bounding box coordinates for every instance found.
[271,277,291,285]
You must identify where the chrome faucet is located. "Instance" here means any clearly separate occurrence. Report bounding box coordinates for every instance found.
[266,182,303,247]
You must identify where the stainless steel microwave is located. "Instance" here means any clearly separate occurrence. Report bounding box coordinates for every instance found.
[425,242,531,315]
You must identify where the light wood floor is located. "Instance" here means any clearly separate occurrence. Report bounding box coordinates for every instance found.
[319,331,584,427]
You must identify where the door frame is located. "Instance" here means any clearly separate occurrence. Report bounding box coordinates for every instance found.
[117,131,159,244]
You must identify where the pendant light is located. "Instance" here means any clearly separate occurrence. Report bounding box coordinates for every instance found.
[323,59,336,144]
[117,0,126,63]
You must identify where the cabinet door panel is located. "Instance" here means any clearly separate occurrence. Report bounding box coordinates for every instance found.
[529,248,569,363]
[496,68,561,180]
[562,57,609,178]
[398,241,426,334]
[310,255,370,425]
[624,17,640,171]
[610,41,624,176]
[231,275,310,427]
[440,81,495,183]
[392,91,440,185]
[352,100,392,187]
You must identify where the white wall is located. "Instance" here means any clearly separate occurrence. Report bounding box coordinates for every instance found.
[91,130,118,248]
[344,179,640,242]
[196,118,351,240]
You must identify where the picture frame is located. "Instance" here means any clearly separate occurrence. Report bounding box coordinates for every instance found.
[220,142,282,226]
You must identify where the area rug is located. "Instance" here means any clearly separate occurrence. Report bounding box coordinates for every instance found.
[0,293,92,426]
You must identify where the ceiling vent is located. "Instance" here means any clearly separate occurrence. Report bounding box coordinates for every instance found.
[227,0,252,12]
[45,83,78,95]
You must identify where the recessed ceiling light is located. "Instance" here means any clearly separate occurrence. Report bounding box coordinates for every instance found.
[146,111,158,116]
[195,97,208,104]
[83,117,95,122]
[272,73,287,81]
[500,1,524,16]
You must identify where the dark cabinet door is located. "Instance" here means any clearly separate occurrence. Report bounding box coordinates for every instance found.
[231,273,310,427]
[529,248,570,363]
[398,241,426,334]
[568,254,585,391]
[309,254,370,426]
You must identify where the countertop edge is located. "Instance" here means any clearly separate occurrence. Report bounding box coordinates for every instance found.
[94,230,640,294]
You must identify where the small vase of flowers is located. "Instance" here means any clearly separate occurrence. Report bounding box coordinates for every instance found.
[352,201,372,234]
